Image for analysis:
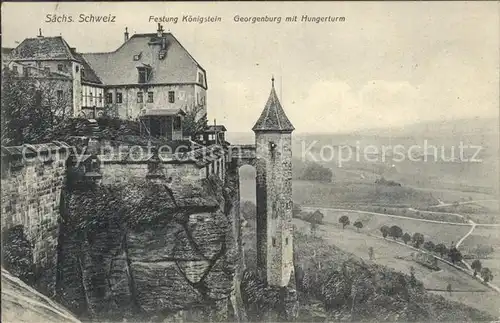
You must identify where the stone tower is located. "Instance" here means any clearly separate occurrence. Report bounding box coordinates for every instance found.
[253,77,295,287]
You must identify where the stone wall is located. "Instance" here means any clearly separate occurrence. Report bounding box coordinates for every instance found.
[1,142,71,296]
[254,132,294,287]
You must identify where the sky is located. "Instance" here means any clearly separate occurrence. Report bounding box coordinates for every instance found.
[2,2,499,134]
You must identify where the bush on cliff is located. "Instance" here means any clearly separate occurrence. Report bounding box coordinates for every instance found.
[1,225,34,285]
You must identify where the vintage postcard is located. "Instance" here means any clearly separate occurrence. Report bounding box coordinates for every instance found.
[1,1,499,322]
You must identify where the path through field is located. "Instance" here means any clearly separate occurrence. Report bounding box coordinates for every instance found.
[294,207,500,317]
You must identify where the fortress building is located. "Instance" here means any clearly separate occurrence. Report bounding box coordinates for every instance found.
[3,24,207,138]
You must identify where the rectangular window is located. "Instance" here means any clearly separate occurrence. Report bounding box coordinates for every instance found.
[198,72,204,85]
[272,237,277,247]
[173,116,182,130]
[44,67,50,73]
[57,64,64,71]
[57,90,63,101]
[147,92,154,103]
[116,92,123,104]
[168,91,175,103]
[138,69,146,83]
[23,67,29,77]
[137,92,143,103]
[99,93,103,103]
[285,237,289,245]
[89,92,93,105]
[12,65,18,74]
[106,93,113,104]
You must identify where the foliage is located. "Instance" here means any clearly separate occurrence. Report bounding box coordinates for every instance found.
[182,103,208,138]
[423,241,435,252]
[287,232,494,322]
[297,161,333,182]
[480,267,493,283]
[389,225,403,240]
[412,232,425,248]
[1,225,34,284]
[402,232,411,244]
[434,243,448,258]
[353,221,363,231]
[1,67,72,145]
[471,260,482,275]
[448,247,463,264]
[380,225,389,238]
[339,215,350,229]
[375,177,402,187]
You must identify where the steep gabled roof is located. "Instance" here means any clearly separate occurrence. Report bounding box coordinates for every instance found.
[12,36,77,61]
[252,82,295,132]
[71,51,102,84]
[82,33,205,86]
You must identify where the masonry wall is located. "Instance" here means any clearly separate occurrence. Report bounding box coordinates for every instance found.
[254,132,294,287]
[1,144,70,296]
[105,83,206,120]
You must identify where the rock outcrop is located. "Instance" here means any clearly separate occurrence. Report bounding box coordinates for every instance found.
[2,267,80,323]
[56,175,239,321]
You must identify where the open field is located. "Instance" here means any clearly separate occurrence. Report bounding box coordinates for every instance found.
[240,178,438,208]
[292,218,500,317]
[460,226,500,282]
[303,207,471,250]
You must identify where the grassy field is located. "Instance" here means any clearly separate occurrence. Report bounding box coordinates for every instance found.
[292,218,500,317]
[460,226,500,282]
[303,207,471,250]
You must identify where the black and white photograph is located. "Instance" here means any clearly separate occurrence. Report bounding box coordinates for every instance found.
[1,1,499,322]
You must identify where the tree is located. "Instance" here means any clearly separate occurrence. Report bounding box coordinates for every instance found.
[412,233,425,248]
[353,221,363,232]
[380,225,390,239]
[409,266,417,287]
[402,233,411,244]
[339,215,350,229]
[309,210,324,225]
[434,243,448,258]
[480,267,493,283]
[182,102,207,139]
[389,225,403,240]
[299,162,333,182]
[423,241,435,252]
[1,67,72,145]
[448,247,463,264]
[471,260,482,276]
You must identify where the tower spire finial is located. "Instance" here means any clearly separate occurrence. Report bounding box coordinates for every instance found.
[271,75,275,88]
[38,28,43,38]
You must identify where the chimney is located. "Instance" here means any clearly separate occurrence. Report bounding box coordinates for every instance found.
[37,28,43,38]
[124,27,129,43]
[157,23,164,37]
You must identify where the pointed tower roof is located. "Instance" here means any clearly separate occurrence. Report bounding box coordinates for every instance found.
[252,77,295,132]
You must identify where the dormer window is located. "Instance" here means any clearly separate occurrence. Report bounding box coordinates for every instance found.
[57,64,64,72]
[137,65,152,83]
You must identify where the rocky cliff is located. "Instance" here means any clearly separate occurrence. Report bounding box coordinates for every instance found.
[2,267,80,323]
[56,175,239,322]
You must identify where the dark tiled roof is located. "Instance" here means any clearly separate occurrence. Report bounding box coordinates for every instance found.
[71,51,102,84]
[205,125,227,133]
[82,33,204,86]
[12,37,77,60]
[252,85,295,132]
